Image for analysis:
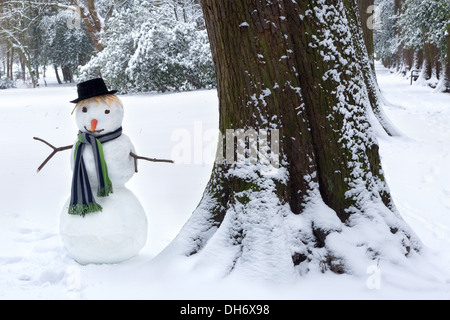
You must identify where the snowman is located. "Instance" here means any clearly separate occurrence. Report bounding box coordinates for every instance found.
[34,78,173,265]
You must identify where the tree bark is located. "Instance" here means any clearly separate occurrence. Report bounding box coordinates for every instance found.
[54,65,62,85]
[9,47,14,79]
[11,41,37,87]
[422,42,434,81]
[357,0,374,67]
[69,0,105,52]
[6,50,10,80]
[414,49,423,71]
[166,0,420,278]
[62,65,74,83]
[446,24,450,91]
[20,56,25,81]
[403,48,414,72]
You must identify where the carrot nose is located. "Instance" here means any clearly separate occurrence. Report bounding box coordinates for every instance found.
[91,119,98,132]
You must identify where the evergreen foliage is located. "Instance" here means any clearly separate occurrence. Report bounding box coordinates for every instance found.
[399,0,449,51]
[0,76,15,89]
[38,8,96,78]
[78,0,216,93]
[374,0,449,91]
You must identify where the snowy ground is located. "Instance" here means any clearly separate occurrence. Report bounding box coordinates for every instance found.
[0,63,449,300]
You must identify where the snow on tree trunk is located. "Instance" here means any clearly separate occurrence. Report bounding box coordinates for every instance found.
[163,0,421,280]
[351,0,401,136]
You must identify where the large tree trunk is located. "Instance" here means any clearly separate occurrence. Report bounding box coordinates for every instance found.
[164,0,420,279]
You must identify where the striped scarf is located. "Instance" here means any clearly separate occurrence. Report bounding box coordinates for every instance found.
[68,127,122,216]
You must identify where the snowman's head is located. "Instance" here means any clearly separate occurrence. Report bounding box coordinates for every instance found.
[73,94,124,136]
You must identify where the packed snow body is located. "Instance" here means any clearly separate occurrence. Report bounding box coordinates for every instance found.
[60,96,148,265]
[60,188,147,265]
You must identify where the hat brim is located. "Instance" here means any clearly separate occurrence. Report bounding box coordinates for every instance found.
[70,90,118,104]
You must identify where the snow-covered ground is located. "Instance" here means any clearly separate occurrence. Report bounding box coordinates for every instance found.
[0,63,449,300]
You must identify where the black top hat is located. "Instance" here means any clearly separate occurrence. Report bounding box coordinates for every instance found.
[70,78,118,103]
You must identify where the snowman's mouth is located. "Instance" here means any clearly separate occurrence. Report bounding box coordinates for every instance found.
[84,126,105,134]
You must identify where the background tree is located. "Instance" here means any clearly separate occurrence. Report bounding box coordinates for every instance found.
[374,0,397,67]
[375,0,450,92]
[0,1,42,87]
[398,0,447,83]
[163,0,420,278]
[446,22,450,91]
[0,0,113,86]
[38,8,95,84]
[78,0,215,93]
[2,0,114,52]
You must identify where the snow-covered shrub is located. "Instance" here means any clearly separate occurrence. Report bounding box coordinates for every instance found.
[127,21,215,92]
[79,0,215,93]
[0,77,15,90]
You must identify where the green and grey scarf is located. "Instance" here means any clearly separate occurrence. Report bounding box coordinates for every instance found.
[69,127,122,216]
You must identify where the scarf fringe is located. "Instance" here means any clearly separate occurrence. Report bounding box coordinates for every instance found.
[68,203,103,217]
[97,184,113,197]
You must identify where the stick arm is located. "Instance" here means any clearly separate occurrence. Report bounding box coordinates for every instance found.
[33,137,73,173]
[129,151,174,173]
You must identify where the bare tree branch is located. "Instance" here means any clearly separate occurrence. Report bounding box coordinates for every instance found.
[104,0,116,22]
[129,152,174,173]
[34,137,72,173]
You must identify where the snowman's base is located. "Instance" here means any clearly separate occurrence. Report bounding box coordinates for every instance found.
[60,188,148,265]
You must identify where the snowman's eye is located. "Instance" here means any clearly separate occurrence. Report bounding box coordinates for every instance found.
[82,107,88,113]
[105,109,110,114]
